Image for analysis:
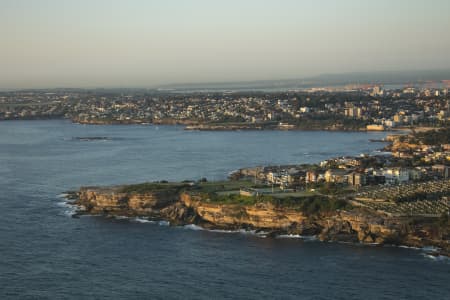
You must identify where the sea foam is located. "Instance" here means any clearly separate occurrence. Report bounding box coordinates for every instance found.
[56,200,78,217]
[131,217,154,224]
[276,234,318,241]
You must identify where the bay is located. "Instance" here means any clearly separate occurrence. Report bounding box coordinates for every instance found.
[0,120,448,299]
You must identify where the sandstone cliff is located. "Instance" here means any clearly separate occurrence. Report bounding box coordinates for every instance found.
[77,186,179,215]
[71,187,449,255]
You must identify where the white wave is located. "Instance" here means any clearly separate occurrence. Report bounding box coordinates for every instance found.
[277,234,302,239]
[184,224,204,231]
[209,229,242,234]
[277,234,318,241]
[225,228,264,236]
[231,229,267,237]
[113,215,129,220]
[56,201,71,208]
[227,169,239,176]
[132,217,154,224]
[366,242,381,246]
[63,209,77,217]
[238,229,257,235]
[158,220,170,226]
[181,225,266,237]
[397,245,421,250]
[57,193,69,199]
[423,254,449,262]
[56,200,79,217]
[421,246,440,253]
[385,244,444,254]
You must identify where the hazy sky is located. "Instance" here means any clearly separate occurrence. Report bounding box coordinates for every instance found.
[2,0,450,88]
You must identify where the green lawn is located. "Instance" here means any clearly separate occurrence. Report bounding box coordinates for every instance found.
[194,180,254,193]
[119,180,254,194]
[120,182,188,193]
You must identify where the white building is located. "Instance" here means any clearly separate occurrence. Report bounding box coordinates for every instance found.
[382,168,409,185]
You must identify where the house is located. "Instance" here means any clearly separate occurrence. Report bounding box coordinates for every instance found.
[348,172,367,187]
[432,165,449,179]
[306,171,318,183]
[408,168,423,181]
[324,169,348,184]
[382,168,409,185]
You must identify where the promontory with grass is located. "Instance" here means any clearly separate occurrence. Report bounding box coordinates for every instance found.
[67,178,450,257]
[67,127,450,256]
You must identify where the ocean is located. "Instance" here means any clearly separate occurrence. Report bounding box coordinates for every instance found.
[0,120,448,299]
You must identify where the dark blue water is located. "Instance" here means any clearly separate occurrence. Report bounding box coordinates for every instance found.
[1,120,448,299]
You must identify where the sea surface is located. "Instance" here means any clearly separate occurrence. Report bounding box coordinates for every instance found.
[0,120,448,299]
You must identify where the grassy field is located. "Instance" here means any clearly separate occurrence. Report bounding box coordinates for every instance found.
[120,182,189,193]
[119,180,254,194]
[194,180,254,193]
[118,179,351,213]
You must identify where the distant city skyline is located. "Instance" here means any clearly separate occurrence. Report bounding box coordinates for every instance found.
[2,0,450,89]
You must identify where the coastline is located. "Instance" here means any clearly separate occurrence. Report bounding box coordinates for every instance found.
[62,198,450,261]
[64,119,447,134]
[65,184,450,258]
[69,118,398,133]
[2,117,441,134]
[52,121,449,258]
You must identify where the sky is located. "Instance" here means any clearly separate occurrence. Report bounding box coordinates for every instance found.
[1,0,450,89]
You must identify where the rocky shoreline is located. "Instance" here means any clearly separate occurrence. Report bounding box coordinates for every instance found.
[66,185,450,257]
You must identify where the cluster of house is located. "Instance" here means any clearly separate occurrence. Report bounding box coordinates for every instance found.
[305,166,447,187]
[249,156,449,189]
[2,88,449,130]
[390,139,450,161]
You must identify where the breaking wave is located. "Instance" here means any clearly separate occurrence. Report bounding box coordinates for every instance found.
[276,234,318,241]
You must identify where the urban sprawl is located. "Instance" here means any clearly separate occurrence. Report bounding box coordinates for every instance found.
[1,85,449,217]
[1,85,449,130]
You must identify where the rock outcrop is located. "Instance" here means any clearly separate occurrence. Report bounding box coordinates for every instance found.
[71,187,450,255]
[77,186,179,215]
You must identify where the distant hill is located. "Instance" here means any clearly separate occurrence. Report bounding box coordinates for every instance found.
[158,69,450,91]
[308,70,450,86]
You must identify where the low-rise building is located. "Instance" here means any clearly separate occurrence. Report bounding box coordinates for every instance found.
[382,168,409,185]
[306,171,318,183]
[432,165,450,179]
[324,169,348,184]
[348,172,367,187]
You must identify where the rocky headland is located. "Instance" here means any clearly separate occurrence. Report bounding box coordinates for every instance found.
[67,183,450,257]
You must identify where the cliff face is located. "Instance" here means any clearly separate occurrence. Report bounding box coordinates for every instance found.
[316,210,401,244]
[77,187,179,215]
[75,189,404,244]
[178,193,307,229]
[71,188,449,255]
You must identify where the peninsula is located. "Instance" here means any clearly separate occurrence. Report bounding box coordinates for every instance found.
[67,179,449,257]
[66,127,450,257]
